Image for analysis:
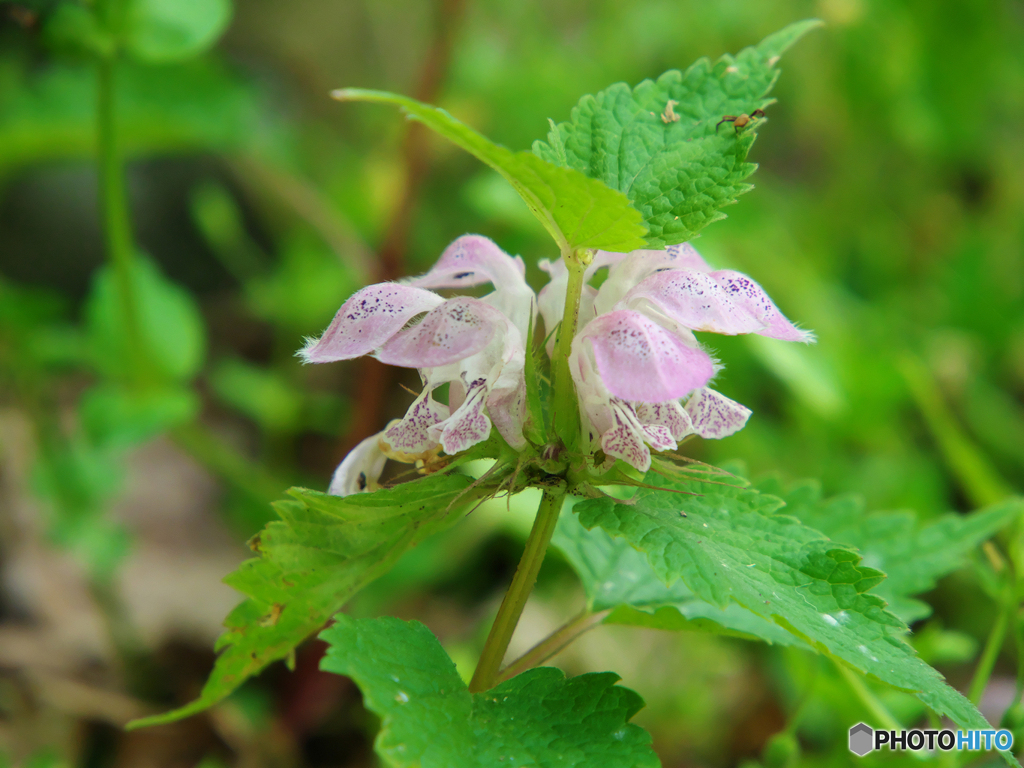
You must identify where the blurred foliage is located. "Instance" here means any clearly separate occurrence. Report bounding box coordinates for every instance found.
[1,0,1023,766]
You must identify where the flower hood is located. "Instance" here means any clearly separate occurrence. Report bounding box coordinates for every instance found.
[554,243,813,471]
[302,235,536,461]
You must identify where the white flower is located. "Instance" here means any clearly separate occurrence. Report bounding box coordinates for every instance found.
[327,434,388,496]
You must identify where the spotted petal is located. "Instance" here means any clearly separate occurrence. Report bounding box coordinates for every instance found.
[594,243,711,315]
[408,235,535,337]
[300,284,443,363]
[663,242,714,272]
[685,388,752,439]
[431,376,492,453]
[576,310,715,403]
[635,400,693,441]
[406,234,526,290]
[381,387,449,459]
[600,400,655,472]
[712,270,815,342]
[618,268,813,342]
[618,269,745,333]
[377,297,504,368]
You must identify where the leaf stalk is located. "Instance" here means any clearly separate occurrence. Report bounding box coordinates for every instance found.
[495,609,610,684]
[969,577,1015,706]
[836,663,902,732]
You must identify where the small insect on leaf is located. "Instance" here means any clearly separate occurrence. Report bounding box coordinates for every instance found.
[661,99,681,124]
[715,108,766,132]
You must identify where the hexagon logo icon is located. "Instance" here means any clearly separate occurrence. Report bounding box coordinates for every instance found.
[849,723,874,756]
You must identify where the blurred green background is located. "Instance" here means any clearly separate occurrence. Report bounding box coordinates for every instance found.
[0,0,1022,766]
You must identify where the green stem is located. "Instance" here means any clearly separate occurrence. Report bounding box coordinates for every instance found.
[780,659,820,737]
[900,355,1010,508]
[469,483,567,693]
[837,663,901,732]
[970,578,1015,705]
[97,54,147,385]
[551,250,588,447]
[496,609,610,685]
[928,711,958,768]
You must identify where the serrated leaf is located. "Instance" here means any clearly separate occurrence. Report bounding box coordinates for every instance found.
[332,89,648,254]
[756,476,1024,622]
[555,480,1022,640]
[533,20,822,247]
[551,504,799,646]
[319,615,660,768]
[128,474,478,729]
[573,475,999,731]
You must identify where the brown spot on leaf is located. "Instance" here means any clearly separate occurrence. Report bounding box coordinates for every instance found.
[259,603,284,627]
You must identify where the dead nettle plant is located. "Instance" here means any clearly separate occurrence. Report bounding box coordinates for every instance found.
[130,21,1024,767]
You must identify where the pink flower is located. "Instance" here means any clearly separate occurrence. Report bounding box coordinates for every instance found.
[539,243,813,471]
[301,235,535,462]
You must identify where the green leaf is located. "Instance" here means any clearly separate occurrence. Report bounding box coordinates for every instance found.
[209,358,303,432]
[43,4,115,58]
[912,623,979,666]
[85,255,206,384]
[0,59,276,177]
[0,278,83,369]
[80,384,199,450]
[245,235,359,335]
[555,479,1020,645]
[319,615,659,768]
[209,357,346,437]
[573,475,999,731]
[32,437,129,580]
[551,503,800,646]
[333,89,648,254]
[755,476,1024,622]
[9,747,71,768]
[532,20,822,246]
[127,473,479,729]
[124,0,232,63]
